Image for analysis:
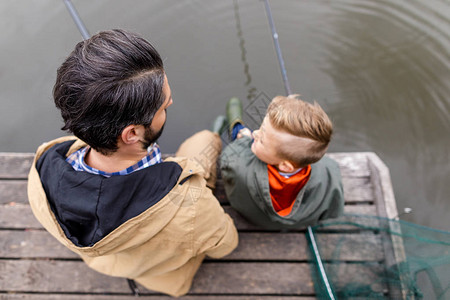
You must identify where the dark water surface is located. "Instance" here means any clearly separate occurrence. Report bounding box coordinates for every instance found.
[1,0,449,230]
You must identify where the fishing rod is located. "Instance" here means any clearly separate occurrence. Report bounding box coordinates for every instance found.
[262,0,292,96]
[262,1,335,299]
[62,0,90,40]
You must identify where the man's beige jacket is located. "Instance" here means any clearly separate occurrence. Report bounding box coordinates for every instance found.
[28,136,238,297]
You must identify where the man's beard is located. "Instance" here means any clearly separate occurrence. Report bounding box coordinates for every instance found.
[142,122,165,150]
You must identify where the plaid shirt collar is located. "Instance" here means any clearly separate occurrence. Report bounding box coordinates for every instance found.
[66,143,162,177]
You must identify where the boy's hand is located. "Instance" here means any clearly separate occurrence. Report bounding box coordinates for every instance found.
[237,128,252,139]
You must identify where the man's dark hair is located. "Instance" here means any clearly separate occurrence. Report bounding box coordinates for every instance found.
[54,29,165,155]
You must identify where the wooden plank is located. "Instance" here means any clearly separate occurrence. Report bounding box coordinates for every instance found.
[0,175,373,206]
[367,153,408,299]
[0,204,258,231]
[0,153,34,179]
[1,177,374,206]
[367,153,398,220]
[0,260,132,293]
[0,180,27,205]
[315,205,380,231]
[0,230,77,259]
[0,260,315,295]
[327,152,370,177]
[0,230,383,262]
[0,204,41,229]
[0,151,367,180]
[190,262,313,294]
[1,293,316,300]
[342,177,373,202]
[344,204,377,215]
[0,260,386,296]
[215,176,374,205]
[225,232,384,261]
[1,152,373,207]
[330,262,387,295]
[0,202,377,231]
[311,233,384,261]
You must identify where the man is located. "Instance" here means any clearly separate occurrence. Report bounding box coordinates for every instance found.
[27,29,238,297]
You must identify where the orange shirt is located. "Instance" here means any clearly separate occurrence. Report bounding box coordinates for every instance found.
[267,164,312,217]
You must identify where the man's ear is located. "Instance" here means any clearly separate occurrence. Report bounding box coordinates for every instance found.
[277,160,296,173]
[120,125,144,145]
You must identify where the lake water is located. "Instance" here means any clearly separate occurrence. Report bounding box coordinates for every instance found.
[0,0,449,231]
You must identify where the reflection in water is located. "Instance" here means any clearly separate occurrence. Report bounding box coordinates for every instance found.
[321,0,450,229]
[233,0,257,101]
[0,0,449,232]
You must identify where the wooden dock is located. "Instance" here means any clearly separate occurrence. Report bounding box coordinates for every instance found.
[0,152,400,299]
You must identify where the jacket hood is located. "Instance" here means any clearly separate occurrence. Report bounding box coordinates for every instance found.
[28,136,205,256]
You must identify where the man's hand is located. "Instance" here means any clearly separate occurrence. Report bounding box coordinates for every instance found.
[237,128,252,139]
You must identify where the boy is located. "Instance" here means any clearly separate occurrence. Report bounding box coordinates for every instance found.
[220,95,344,229]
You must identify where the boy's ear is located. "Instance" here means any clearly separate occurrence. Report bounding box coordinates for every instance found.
[120,125,144,145]
[277,160,296,173]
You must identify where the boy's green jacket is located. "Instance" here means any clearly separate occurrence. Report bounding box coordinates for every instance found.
[220,136,344,229]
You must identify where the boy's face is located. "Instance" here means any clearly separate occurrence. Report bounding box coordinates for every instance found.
[251,116,287,166]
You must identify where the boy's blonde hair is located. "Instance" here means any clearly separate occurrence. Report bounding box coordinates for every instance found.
[267,95,333,167]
